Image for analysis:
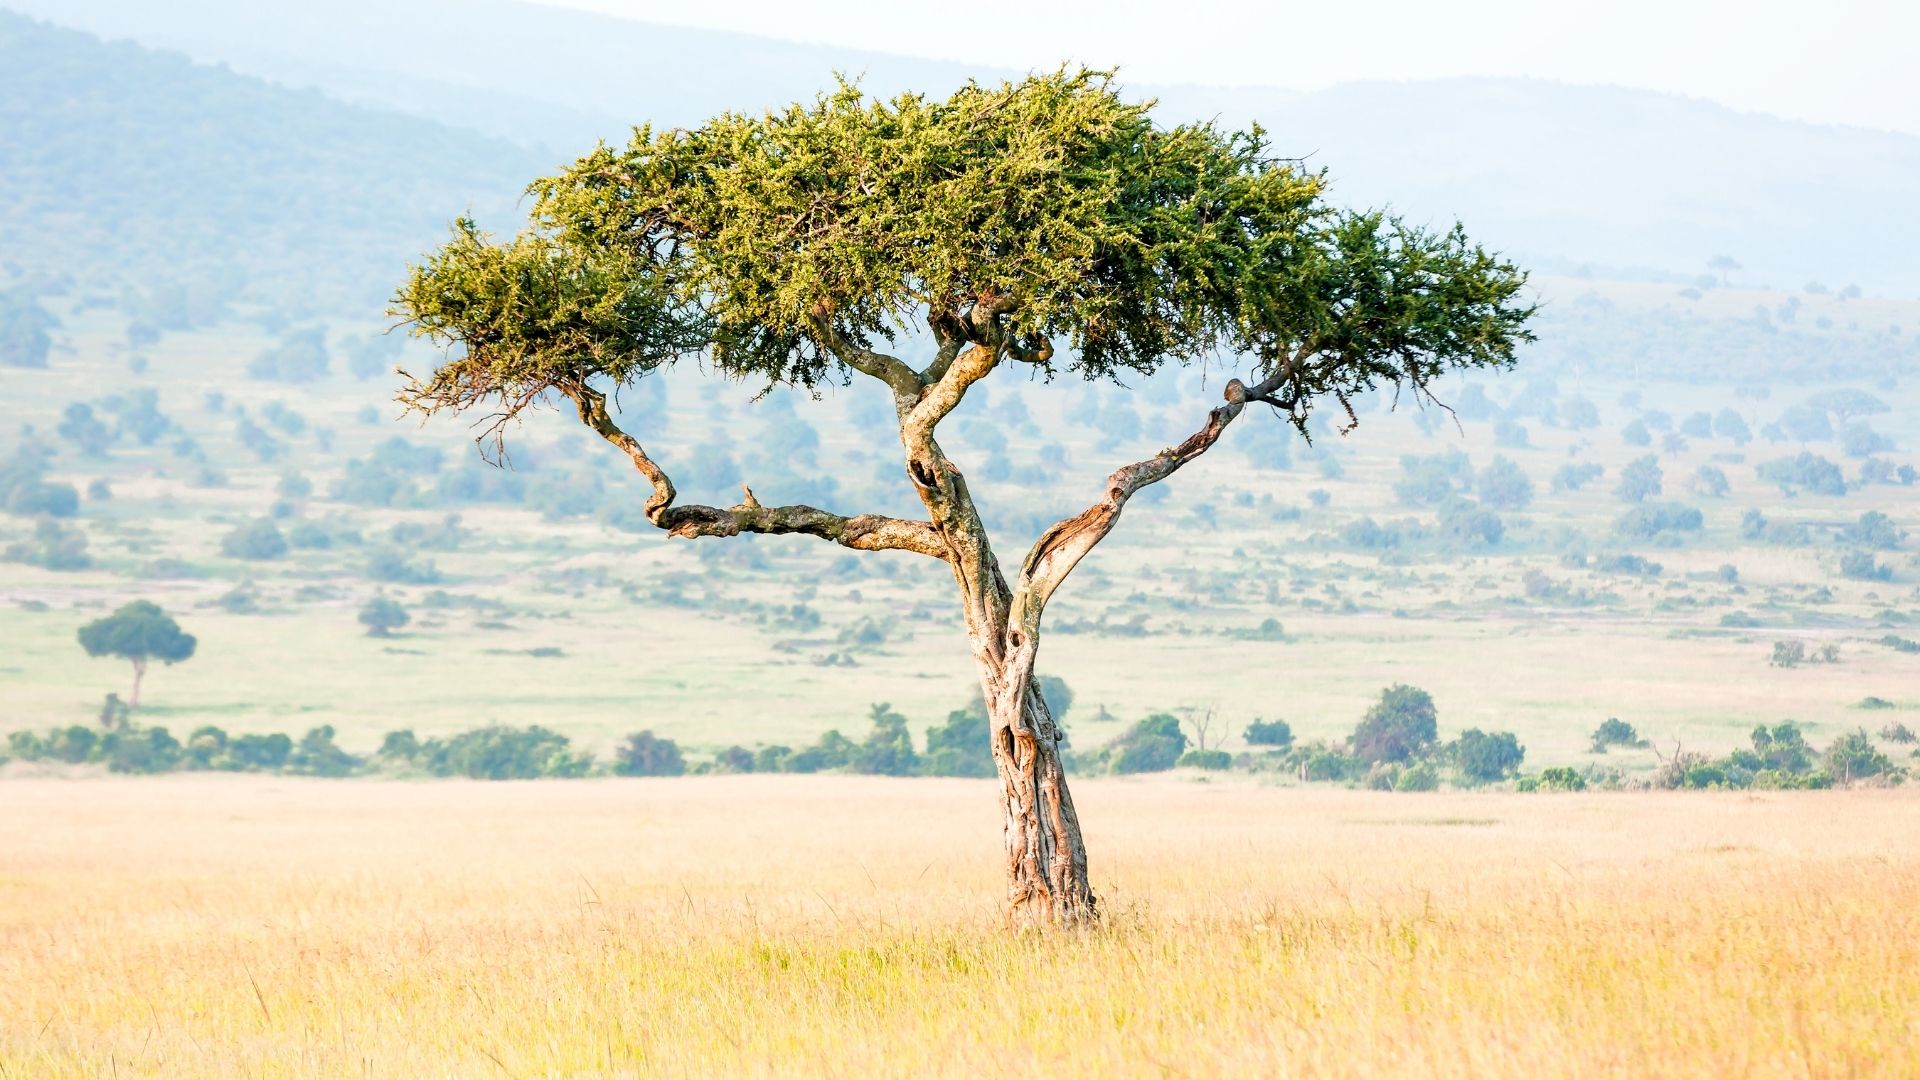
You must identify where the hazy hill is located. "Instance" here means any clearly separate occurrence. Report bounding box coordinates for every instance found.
[3,2,1920,315]
[0,11,541,313]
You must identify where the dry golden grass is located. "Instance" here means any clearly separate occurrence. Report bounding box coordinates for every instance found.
[3,776,1919,1077]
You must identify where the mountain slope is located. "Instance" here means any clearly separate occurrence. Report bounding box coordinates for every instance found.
[0,12,542,312]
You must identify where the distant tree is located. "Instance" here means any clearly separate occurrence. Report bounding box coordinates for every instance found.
[1805,389,1889,429]
[1452,728,1524,784]
[0,289,59,368]
[1477,455,1534,509]
[1107,713,1188,774]
[1243,718,1294,748]
[57,402,114,457]
[1619,418,1651,447]
[613,730,686,777]
[4,519,92,570]
[220,519,289,560]
[854,703,920,776]
[1613,455,1663,502]
[341,330,406,380]
[1552,462,1604,492]
[1689,464,1730,497]
[248,326,330,382]
[1841,511,1903,550]
[358,595,410,637]
[1756,452,1847,496]
[1589,717,1647,753]
[923,702,996,777]
[394,71,1533,925]
[1352,684,1437,765]
[1823,729,1895,785]
[1706,254,1740,285]
[1712,408,1751,445]
[77,599,196,708]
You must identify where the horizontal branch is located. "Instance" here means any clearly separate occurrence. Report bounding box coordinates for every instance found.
[569,387,948,560]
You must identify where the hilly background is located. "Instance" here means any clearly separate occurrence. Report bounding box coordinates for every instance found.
[4,0,1919,305]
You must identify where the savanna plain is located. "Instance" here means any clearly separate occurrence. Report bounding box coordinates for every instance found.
[5,777,1919,1078]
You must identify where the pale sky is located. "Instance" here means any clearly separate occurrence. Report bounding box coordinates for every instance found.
[534,0,1920,135]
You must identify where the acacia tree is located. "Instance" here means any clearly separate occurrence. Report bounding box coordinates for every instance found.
[77,600,196,709]
[395,72,1533,926]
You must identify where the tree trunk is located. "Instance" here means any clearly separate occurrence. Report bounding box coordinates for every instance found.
[128,659,146,710]
[978,652,1095,928]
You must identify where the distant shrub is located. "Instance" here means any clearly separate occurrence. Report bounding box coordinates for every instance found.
[365,548,441,585]
[415,725,591,779]
[1177,749,1232,770]
[1532,766,1588,792]
[1823,729,1897,785]
[358,596,410,637]
[1689,465,1730,497]
[1756,452,1847,495]
[4,519,92,570]
[1107,713,1188,774]
[1477,455,1534,509]
[248,327,329,382]
[220,519,288,560]
[922,703,995,778]
[853,703,919,776]
[1613,455,1663,502]
[1352,684,1437,765]
[1437,499,1504,546]
[1840,511,1904,550]
[1451,728,1524,784]
[1838,551,1892,582]
[1613,502,1703,540]
[1589,718,1648,753]
[1243,718,1294,748]
[1552,462,1604,492]
[1393,763,1440,791]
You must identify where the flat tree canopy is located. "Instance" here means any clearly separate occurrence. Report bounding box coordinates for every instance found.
[396,70,1534,925]
[78,599,196,708]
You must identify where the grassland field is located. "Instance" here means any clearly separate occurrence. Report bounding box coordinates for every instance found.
[3,276,1917,772]
[3,776,1919,1077]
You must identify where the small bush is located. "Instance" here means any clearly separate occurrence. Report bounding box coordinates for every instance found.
[1352,685,1437,765]
[1178,749,1232,770]
[1243,718,1294,748]
[1589,718,1648,753]
[612,730,685,777]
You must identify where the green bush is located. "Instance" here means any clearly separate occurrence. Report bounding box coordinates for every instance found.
[1108,713,1188,774]
[1452,728,1524,784]
[1589,717,1648,752]
[1393,763,1440,791]
[417,725,593,779]
[853,703,919,776]
[220,519,288,560]
[1243,718,1293,748]
[922,704,995,778]
[1177,749,1232,770]
[1351,685,1437,765]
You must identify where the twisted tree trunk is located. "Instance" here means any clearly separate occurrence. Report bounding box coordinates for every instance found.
[982,655,1094,926]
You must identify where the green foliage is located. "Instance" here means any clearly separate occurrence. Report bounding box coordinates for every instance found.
[1613,502,1703,540]
[398,71,1530,433]
[1476,455,1533,509]
[922,703,995,778]
[248,327,331,382]
[1841,511,1904,550]
[1177,749,1232,770]
[1839,551,1892,582]
[358,596,410,637]
[611,730,686,777]
[1620,418,1652,446]
[1823,729,1898,785]
[1106,713,1189,774]
[1689,464,1730,497]
[1451,728,1524,784]
[1756,452,1847,496]
[784,730,856,774]
[1243,718,1294,748]
[1589,718,1648,753]
[409,724,593,779]
[853,703,920,776]
[0,288,58,368]
[1395,450,1474,506]
[78,600,196,670]
[287,725,361,777]
[1352,684,1437,765]
[1393,763,1440,791]
[219,519,289,560]
[1552,462,1604,492]
[365,548,442,585]
[1531,767,1589,792]
[1437,499,1504,547]
[1613,454,1663,502]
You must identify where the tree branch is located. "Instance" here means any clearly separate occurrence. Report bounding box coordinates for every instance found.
[809,316,922,404]
[1009,372,1286,635]
[568,387,948,560]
